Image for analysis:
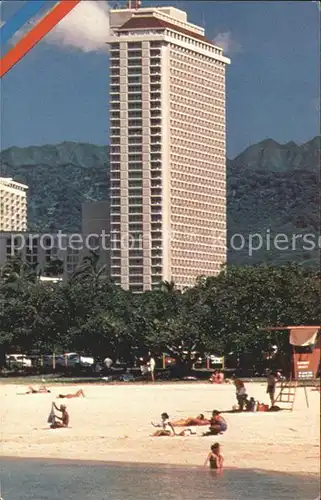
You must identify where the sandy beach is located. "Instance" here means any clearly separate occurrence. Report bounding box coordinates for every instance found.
[0,381,319,473]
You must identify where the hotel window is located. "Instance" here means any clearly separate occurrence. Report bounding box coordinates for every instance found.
[128,179,143,188]
[129,214,143,222]
[129,285,144,293]
[128,67,142,75]
[110,52,120,60]
[129,188,142,197]
[128,93,142,101]
[128,85,142,93]
[128,145,142,153]
[129,198,142,206]
[128,42,142,49]
[129,206,142,214]
[128,163,143,171]
[150,49,161,57]
[128,128,142,136]
[128,51,142,58]
[128,133,142,142]
[128,75,141,84]
[128,154,142,162]
[128,58,142,67]
[128,102,142,110]
[150,84,161,92]
[128,119,142,127]
[128,167,142,176]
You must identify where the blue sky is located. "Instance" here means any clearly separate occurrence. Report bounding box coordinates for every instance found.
[0,0,319,158]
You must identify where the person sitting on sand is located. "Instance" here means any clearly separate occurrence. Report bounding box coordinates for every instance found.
[26,385,50,394]
[204,442,224,470]
[203,410,227,436]
[171,414,210,426]
[209,370,224,384]
[151,412,176,436]
[209,370,219,383]
[246,397,256,412]
[50,403,69,429]
[57,389,85,399]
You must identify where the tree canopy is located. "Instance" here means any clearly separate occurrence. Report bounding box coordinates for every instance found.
[0,255,320,372]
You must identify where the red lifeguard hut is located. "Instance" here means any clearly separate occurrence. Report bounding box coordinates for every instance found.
[264,325,320,410]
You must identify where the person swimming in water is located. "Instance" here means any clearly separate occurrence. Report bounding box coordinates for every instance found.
[204,442,224,471]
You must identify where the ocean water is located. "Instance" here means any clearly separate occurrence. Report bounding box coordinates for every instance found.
[0,458,319,500]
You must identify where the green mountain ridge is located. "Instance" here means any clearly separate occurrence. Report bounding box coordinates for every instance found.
[1,137,319,266]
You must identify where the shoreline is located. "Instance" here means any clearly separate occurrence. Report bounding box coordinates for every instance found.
[1,455,319,479]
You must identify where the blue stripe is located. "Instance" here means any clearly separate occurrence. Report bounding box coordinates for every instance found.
[0,0,48,46]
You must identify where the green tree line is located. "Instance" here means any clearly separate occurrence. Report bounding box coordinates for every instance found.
[0,254,320,373]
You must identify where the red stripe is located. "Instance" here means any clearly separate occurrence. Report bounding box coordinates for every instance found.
[0,0,80,78]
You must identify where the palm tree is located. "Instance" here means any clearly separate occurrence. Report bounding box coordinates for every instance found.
[160,280,181,294]
[70,251,107,286]
[0,255,38,285]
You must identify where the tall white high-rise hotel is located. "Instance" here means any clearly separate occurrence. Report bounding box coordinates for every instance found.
[107,5,230,292]
[0,177,28,232]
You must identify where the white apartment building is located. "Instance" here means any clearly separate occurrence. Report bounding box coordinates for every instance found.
[107,5,230,292]
[0,177,28,231]
[0,232,82,279]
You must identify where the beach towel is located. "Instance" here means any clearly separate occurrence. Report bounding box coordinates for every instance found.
[47,404,55,424]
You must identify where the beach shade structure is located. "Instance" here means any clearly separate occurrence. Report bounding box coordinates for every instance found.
[263,326,321,410]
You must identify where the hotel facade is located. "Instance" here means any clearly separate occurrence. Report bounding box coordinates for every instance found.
[0,177,28,232]
[106,5,230,292]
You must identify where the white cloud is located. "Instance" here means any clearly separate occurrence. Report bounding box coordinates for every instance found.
[44,0,111,53]
[213,31,242,56]
[12,0,111,53]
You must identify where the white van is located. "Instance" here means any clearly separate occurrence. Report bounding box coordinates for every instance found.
[6,354,32,368]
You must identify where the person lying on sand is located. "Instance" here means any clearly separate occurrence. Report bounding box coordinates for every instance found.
[25,385,51,394]
[203,410,227,436]
[171,414,210,426]
[204,442,224,471]
[57,389,85,399]
[50,403,69,429]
